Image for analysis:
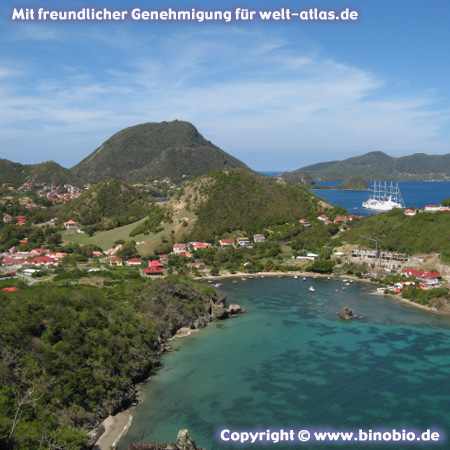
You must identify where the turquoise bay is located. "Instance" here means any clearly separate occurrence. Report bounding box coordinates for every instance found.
[120,278,450,449]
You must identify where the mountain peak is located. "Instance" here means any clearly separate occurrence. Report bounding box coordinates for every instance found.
[72,120,248,183]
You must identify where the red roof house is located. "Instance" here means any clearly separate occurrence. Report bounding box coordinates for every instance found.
[219,239,234,247]
[190,242,211,251]
[1,287,18,293]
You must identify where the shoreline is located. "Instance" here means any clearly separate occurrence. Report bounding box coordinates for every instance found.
[98,270,445,448]
[195,270,447,315]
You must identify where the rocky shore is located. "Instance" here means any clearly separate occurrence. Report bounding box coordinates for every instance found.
[94,287,244,449]
[127,429,204,450]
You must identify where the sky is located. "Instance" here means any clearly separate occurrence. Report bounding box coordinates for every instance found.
[1,0,450,171]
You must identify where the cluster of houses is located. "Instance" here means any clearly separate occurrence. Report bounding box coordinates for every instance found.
[2,214,27,226]
[300,214,360,227]
[404,204,450,216]
[41,184,82,204]
[17,181,84,205]
[0,247,67,269]
[382,267,442,295]
[171,235,267,258]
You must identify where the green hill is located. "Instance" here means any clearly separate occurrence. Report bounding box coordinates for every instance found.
[187,169,323,240]
[60,179,150,232]
[343,209,450,261]
[0,159,78,187]
[72,120,249,183]
[283,151,450,181]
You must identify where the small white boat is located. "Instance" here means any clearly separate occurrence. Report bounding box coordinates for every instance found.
[327,276,331,280]
[309,286,316,292]
[345,282,351,286]
[303,277,307,281]
[294,275,299,279]
[214,283,222,288]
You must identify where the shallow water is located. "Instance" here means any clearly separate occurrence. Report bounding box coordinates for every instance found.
[119,278,450,449]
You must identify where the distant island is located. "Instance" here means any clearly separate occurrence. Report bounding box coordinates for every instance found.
[313,177,369,191]
[282,150,450,182]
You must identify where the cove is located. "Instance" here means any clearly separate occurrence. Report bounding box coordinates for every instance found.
[119,277,450,449]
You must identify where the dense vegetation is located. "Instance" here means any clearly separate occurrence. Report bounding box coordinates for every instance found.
[0,277,219,449]
[282,150,450,181]
[130,205,172,237]
[343,209,450,261]
[189,170,322,240]
[60,179,150,233]
[72,120,248,183]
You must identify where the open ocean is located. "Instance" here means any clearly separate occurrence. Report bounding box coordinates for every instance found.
[119,278,450,450]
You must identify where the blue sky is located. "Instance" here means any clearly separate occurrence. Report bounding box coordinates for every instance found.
[1,0,450,170]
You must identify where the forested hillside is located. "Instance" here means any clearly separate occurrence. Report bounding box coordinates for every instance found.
[0,277,220,449]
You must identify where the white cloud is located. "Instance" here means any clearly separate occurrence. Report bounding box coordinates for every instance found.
[0,28,449,169]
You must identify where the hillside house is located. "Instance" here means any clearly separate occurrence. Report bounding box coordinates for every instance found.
[173,243,188,255]
[317,214,331,225]
[237,237,251,247]
[109,256,123,267]
[402,268,441,287]
[28,256,58,267]
[253,234,266,243]
[143,260,164,276]
[299,218,311,227]
[404,209,417,217]
[2,214,13,224]
[16,216,27,226]
[64,219,80,231]
[219,239,234,248]
[190,242,211,251]
[126,258,142,267]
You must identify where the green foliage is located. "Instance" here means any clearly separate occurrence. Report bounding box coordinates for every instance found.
[117,240,139,259]
[306,259,335,274]
[190,170,320,240]
[343,209,450,261]
[130,204,171,236]
[60,179,150,232]
[402,286,449,305]
[0,278,219,449]
[290,223,336,254]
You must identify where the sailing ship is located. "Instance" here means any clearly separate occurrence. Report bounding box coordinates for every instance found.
[362,181,404,212]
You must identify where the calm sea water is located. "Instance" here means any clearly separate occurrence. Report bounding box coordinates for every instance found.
[313,181,450,216]
[119,278,450,450]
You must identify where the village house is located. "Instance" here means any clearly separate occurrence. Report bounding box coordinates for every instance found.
[190,242,211,251]
[2,214,13,224]
[126,257,142,267]
[298,218,311,227]
[404,208,417,217]
[173,243,188,255]
[64,219,80,231]
[28,256,58,267]
[253,234,266,243]
[16,216,27,226]
[237,237,251,248]
[219,239,234,248]
[105,244,123,257]
[402,268,441,287]
[143,259,164,276]
[317,214,331,225]
[109,256,123,266]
